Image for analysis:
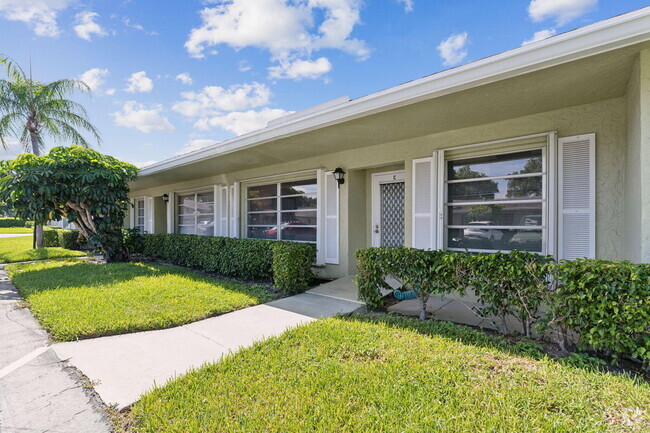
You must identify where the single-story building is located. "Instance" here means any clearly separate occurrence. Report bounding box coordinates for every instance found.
[127,7,650,279]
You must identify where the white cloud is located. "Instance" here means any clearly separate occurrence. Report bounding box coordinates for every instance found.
[122,17,158,35]
[132,160,158,168]
[176,138,216,155]
[113,101,174,133]
[172,82,272,118]
[79,68,109,93]
[105,88,116,96]
[238,60,252,72]
[175,72,193,85]
[437,32,468,67]
[185,0,368,78]
[522,28,557,45]
[268,57,332,80]
[74,11,106,41]
[0,0,74,37]
[195,108,292,136]
[528,0,597,26]
[397,0,413,13]
[125,71,154,93]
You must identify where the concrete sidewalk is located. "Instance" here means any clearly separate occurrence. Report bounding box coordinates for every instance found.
[53,288,363,409]
[0,269,110,433]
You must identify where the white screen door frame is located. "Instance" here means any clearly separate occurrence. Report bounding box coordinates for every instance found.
[371,170,406,247]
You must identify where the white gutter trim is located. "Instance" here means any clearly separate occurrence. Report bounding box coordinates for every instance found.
[139,7,650,177]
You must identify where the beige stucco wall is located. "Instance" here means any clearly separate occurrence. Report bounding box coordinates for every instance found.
[624,49,650,263]
[131,96,628,277]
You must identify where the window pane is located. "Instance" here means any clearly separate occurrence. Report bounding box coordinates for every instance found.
[448,228,542,252]
[178,194,195,206]
[178,216,194,225]
[178,226,195,235]
[281,180,317,196]
[281,194,317,211]
[448,150,542,180]
[447,203,542,226]
[196,220,214,236]
[281,211,317,226]
[448,177,542,203]
[178,205,194,215]
[248,184,277,199]
[247,226,277,240]
[248,212,277,226]
[196,201,214,214]
[280,226,317,242]
[248,198,277,212]
[196,192,213,203]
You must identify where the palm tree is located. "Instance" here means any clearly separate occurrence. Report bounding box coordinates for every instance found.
[0,56,101,247]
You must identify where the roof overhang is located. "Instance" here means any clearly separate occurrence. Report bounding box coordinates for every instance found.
[137,7,650,181]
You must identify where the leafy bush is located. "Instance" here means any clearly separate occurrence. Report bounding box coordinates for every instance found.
[0,217,29,228]
[465,250,554,337]
[23,220,34,228]
[43,228,59,247]
[57,229,83,250]
[123,228,144,254]
[271,242,316,294]
[141,234,314,291]
[356,248,465,319]
[548,259,650,364]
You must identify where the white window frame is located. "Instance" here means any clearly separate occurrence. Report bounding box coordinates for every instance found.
[176,189,215,236]
[245,178,318,244]
[440,144,550,255]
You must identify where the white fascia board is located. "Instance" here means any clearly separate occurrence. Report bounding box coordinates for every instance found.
[140,7,650,177]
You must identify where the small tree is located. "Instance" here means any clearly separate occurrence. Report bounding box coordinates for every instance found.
[0,146,138,262]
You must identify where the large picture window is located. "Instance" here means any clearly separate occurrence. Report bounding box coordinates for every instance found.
[177,191,214,236]
[445,149,545,253]
[246,179,317,243]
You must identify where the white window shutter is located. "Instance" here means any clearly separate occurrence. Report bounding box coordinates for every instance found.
[219,186,229,236]
[412,157,436,249]
[129,199,135,229]
[323,171,339,264]
[166,192,175,234]
[558,134,595,260]
[229,182,240,238]
[145,196,154,234]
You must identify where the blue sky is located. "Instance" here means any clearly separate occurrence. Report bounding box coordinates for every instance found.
[0,0,647,167]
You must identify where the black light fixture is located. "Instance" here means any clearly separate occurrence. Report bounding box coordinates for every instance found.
[333,167,346,188]
[162,194,170,203]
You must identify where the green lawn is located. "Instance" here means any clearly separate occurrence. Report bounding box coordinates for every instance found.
[0,235,84,263]
[6,260,274,341]
[0,227,33,233]
[129,315,650,433]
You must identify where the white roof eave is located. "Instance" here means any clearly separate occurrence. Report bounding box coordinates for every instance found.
[139,7,650,176]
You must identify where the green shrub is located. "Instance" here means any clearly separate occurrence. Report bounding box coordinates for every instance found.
[57,229,82,250]
[465,250,554,337]
[0,217,29,228]
[23,220,34,228]
[123,228,144,254]
[356,247,465,319]
[140,234,314,290]
[548,259,650,364]
[271,242,316,294]
[43,228,59,247]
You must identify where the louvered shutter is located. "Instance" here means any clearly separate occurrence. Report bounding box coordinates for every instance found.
[412,157,436,249]
[166,192,175,234]
[324,172,339,264]
[145,196,154,234]
[215,186,228,236]
[558,134,595,259]
[229,182,240,238]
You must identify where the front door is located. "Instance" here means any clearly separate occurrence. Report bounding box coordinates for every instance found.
[372,171,405,247]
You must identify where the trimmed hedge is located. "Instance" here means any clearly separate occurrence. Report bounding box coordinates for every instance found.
[356,247,650,365]
[43,228,84,250]
[0,217,31,228]
[140,234,315,294]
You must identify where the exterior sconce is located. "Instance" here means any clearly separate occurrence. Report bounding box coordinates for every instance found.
[162,194,170,203]
[333,167,346,188]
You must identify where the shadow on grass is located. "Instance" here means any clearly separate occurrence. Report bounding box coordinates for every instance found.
[337,313,647,381]
[9,261,271,303]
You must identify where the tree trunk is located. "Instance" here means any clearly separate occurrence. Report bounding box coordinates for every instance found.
[30,129,45,248]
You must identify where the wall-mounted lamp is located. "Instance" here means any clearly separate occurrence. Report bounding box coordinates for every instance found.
[162,194,170,203]
[333,167,346,188]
